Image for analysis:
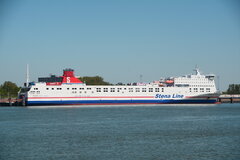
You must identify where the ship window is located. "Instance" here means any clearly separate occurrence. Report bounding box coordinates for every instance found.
[67,88,69,90]
[149,88,153,92]
[103,88,108,92]
[162,88,164,92]
[194,88,198,92]
[142,88,146,92]
[189,88,192,92]
[200,88,204,92]
[34,88,38,90]
[155,88,160,92]
[46,88,49,90]
[96,88,101,92]
[206,88,210,92]
[129,88,133,92]
[110,88,115,92]
[52,88,54,90]
[87,88,91,90]
[135,88,140,92]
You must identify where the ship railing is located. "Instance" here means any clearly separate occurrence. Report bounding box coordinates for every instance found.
[220,94,240,98]
[175,84,190,87]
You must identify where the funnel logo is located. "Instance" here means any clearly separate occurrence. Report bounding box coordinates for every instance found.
[67,77,70,83]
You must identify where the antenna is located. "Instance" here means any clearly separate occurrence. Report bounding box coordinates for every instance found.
[217,75,220,91]
[26,64,29,86]
[194,65,200,75]
[140,74,143,83]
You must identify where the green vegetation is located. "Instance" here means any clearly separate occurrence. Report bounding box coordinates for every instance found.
[79,76,111,85]
[0,81,20,98]
[225,84,240,94]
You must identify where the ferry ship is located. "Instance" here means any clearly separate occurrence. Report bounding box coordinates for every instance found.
[18,68,220,106]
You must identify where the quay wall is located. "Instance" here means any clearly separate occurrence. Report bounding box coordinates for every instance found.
[0,98,21,106]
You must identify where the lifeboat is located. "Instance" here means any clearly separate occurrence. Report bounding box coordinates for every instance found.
[159,83,164,86]
[165,80,174,84]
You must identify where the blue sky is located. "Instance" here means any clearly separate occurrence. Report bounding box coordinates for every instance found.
[0,0,239,91]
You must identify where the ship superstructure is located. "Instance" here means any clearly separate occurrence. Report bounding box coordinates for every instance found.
[18,68,220,106]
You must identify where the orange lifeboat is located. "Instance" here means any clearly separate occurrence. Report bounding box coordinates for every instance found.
[165,80,174,84]
[159,83,164,86]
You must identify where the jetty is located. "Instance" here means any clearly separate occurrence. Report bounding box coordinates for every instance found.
[218,95,240,103]
[0,98,22,106]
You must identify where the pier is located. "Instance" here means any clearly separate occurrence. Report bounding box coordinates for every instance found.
[0,98,22,106]
[218,95,240,103]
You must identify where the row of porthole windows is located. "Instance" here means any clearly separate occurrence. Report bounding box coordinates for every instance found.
[189,88,211,92]
[45,88,92,90]
[30,91,40,94]
[35,86,214,92]
[96,88,164,93]
[72,91,95,94]
[190,85,214,87]
[41,87,165,92]
[36,87,167,92]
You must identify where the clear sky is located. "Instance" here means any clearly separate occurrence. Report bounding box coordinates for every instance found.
[0,0,239,91]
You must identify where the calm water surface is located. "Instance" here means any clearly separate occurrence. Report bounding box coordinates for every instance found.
[0,104,240,160]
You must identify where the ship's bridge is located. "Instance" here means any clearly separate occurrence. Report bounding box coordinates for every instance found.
[173,68,216,89]
[205,74,215,80]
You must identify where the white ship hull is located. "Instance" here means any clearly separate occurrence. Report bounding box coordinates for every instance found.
[27,97,218,106]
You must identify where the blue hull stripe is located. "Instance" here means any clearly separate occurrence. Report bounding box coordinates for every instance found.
[27,99,217,105]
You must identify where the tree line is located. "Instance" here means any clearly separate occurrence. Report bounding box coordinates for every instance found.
[79,76,111,85]
[0,81,20,98]
[225,84,240,94]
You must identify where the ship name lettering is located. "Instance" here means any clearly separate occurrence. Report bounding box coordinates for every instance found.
[155,94,171,98]
[172,94,184,98]
[155,94,184,99]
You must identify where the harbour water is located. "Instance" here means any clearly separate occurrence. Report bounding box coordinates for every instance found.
[0,104,240,160]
